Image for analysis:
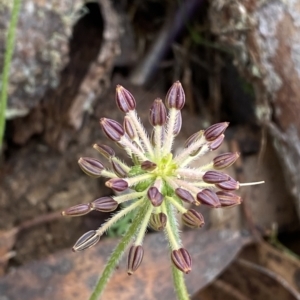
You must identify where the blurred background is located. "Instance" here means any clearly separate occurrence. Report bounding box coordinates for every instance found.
[1,0,300,299]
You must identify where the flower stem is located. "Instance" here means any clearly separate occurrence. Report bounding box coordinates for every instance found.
[0,0,22,152]
[164,201,190,300]
[171,264,190,300]
[89,203,149,300]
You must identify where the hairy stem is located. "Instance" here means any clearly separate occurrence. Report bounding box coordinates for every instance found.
[165,201,189,300]
[89,203,149,300]
[0,0,22,152]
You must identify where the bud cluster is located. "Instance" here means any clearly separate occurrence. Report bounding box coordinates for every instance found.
[62,81,261,278]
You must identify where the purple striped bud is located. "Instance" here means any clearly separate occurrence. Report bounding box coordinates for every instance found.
[216,191,242,207]
[184,131,203,148]
[111,159,128,178]
[165,81,185,110]
[182,209,204,228]
[197,189,221,208]
[171,248,192,274]
[141,160,157,171]
[93,144,115,159]
[149,212,167,231]
[209,134,224,150]
[213,152,240,170]
[147,187,164,207]
[72,230,100,252]
[123,116,137,140]
[105,178,128,192]
[173,111,182,136]
[100,118,124,141]
[149,98,167,126]
[216,177,239,191]
[203,171,229,184]
[116,85,136,112]
[204,122,229,141]
[91,196,118,212]
[78,157,104,178]
[127,245,144,275]
[62,203,92,217]
[175,188,195,204]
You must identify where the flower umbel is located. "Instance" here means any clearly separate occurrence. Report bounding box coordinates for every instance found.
[62,81,263,300]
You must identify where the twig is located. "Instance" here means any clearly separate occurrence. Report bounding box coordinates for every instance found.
[129,0,204,86]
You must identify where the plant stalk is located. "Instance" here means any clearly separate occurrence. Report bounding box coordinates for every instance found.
[89,203,149,300]
[0,0,22,152]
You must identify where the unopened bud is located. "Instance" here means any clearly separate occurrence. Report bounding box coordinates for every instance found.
[147,187,164,207]
[165,81,185,110]
[204,122,229,141]
[175,188,195,204]
[216,191,242,207]
[91,196,118,212]
[105,178,128,192]
[216,177,239,191]
[149,98,167,126]
[141,160,157,171]
[72,230,100,252]
[127,245,144,275]
[78,157,104,178]
[197,189,221,208]
[209,134,224,150]
[62,203,92,217]
[149,212,167,231]
[123,116,137,140]
[173,111,182,136]
[100,118,124,141]
[184,131,203,148]
[203,171,229,184]
[93,144,115,159]
[182,209,204,228]
[111,159,128,178]
[116,85,136,112]
[213,152,240,170]
[171,248,192,274]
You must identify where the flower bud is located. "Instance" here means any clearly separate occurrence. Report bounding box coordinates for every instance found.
[62,203,92,217]
[165,81,185,110]
[149,98,167,126]
[105,178,128,192]
[141,160,157,171]
[123,116,137,140]
[72,230,100,252]
[116,85,136,112]
[213,152,240,170]
[203,171,229,184]
[147,187,164,207]
[184,131,203,148]
[111,159,128,178]
[216,177,239,191]
[182,209,204,228]
[197,189,221,208]
[78,157,104,178]
[173,111,182,136]
[91,196,118,212]
[100,118,124,141]
[209,134,224,150]
[171,248,192,274]
[175,188,195,204]
[93,144,115,159]
[149,212,167,231]
[127,245,144,275]
[216,191,242,207]
[204,122,229,141]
